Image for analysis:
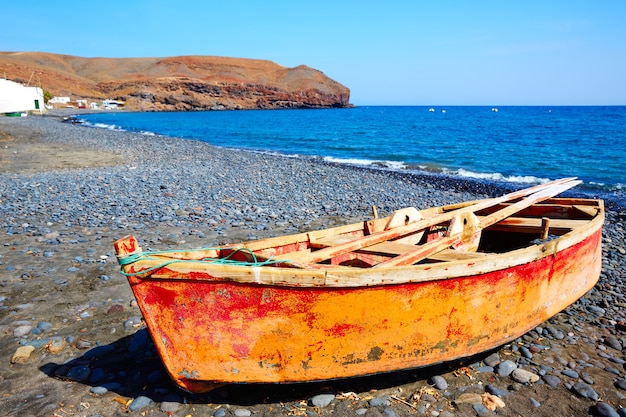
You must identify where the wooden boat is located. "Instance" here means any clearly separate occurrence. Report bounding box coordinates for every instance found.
[114,178,604,393]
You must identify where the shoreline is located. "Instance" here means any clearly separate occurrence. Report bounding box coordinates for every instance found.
[1,112,625,416]
[67,109,626,213]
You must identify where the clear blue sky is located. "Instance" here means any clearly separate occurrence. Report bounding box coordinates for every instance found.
[2,1,624,105]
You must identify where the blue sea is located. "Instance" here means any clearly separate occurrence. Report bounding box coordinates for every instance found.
[78,106,626,208]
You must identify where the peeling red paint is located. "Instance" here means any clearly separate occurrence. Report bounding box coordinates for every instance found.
[325,323,362,337]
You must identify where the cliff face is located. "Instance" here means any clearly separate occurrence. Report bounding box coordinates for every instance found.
[0,52,352,111]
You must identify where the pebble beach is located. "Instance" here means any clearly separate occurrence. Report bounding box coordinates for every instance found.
[1,111,625,417]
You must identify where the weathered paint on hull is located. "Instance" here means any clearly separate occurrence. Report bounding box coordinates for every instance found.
[127,227,602,393]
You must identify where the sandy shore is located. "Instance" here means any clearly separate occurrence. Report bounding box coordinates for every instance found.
[1,111,625,417]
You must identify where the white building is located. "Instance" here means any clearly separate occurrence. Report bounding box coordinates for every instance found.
[49,96,71,104]
[0,79,45,114]
[103,99,125,109]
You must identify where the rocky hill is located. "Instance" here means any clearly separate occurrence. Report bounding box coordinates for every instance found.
[0,52,352,111]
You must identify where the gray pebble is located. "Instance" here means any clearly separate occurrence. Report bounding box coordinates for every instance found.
[542,374,561,387]
[511,368,539,383]
[607,367,623,376]
[615,379,626,390]
[369,396,391,407]
[310,393,335,408]
[430,375,448,390]
[530,397,541,407]
[13,325,32,338]
[604,336,623,351]
[421,393,437,402]
[496,360,517,377]
[485,384,509,397]
[90,386,108,395]
[519,346,533,359]
[472,403,490,415]
[595,402,620,417]
[213,409,226,417]
[160,402,180,413]
[571,382,599,401]
[37,321,52,332]
[581,373,595,384]
[128,396,153,411]
[123,316,143,330]
[24,339,50,349]
[562,369,580,378]
[588,305,606,316]
[234,409,251,417]
[383,407,396,417]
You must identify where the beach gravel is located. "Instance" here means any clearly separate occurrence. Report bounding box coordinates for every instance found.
[1,110,625,416]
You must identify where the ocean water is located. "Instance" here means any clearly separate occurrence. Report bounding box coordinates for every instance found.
[78,106,626,207]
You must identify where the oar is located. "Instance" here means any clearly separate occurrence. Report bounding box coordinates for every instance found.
[292,177,579,265]
[373,179,581,268]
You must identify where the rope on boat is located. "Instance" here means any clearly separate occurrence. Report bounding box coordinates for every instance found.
[117,247,288,277]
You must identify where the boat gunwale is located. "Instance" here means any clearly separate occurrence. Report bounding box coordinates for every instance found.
[119,198,605,288]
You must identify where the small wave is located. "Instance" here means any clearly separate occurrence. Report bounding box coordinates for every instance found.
[583,181,625,193]
[454,169,549,184]
[241,148,305,160]
[80,121,126,131]
[323,156,407,170]
[77,119,159,136]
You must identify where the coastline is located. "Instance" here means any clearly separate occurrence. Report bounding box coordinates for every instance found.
[1,111,625,416]
[70,106,626,211]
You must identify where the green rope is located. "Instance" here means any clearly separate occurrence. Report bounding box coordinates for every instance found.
[118,247,288,277]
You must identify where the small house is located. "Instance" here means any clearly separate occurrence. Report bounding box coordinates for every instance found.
[0,79,45,114]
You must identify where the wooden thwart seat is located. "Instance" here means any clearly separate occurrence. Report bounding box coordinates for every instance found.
[484,216,585,234]
[362,242,489,261]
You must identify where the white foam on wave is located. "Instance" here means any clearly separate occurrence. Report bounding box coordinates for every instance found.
[589,181,624,192]
[79,119,158,136]
[86,121,125,131]
[323,156,407,170]
[455,168,549,184]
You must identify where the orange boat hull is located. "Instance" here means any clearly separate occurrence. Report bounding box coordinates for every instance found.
[117,199,603,393]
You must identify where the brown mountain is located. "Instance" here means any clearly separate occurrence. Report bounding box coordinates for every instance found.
[0,52,352,111]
